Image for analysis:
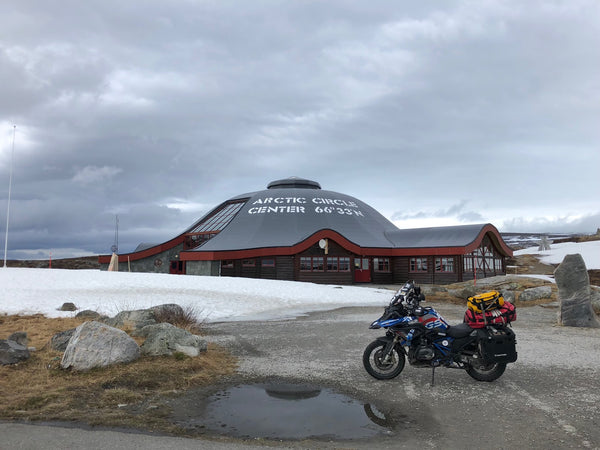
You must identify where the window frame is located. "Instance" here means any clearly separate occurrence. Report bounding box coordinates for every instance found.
[261,258,275,268]
[373,257,391,273]
[435,257,455,273]
[409,257,428,273]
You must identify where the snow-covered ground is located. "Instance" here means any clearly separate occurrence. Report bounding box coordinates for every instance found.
[0,268,391,321]
[514,240,600,269]
[1,240,596,322]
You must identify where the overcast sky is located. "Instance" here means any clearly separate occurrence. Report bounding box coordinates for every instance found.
[1,0,599,259]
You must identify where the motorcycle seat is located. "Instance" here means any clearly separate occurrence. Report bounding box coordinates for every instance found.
[446,323,474,338]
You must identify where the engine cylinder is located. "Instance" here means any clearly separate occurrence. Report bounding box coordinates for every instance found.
[415,345,435,361]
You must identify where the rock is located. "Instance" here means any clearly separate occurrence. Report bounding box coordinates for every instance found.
[139,323,207,357]
[500,290,516,304]
[103,309,157,331]
[0,339,30,365]
[591,287,600,315]
[51,328,76,351]
[8,331,28,346]
[76,310,102,319]
[61,321,140,371]
[421,286,447,296]
[151,303,185,319]
[555,254,600,328]
[518,286,553,303]
[59,302,77,311]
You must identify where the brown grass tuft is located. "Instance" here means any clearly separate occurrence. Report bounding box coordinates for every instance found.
[153,304,206,334]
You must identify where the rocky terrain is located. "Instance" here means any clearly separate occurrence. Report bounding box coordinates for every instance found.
[4,256,100,270]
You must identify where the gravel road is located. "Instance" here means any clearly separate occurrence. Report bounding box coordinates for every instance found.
[3,301,600,449]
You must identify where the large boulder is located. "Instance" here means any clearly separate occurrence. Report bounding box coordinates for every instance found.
[518,286,553,303]
[139,323,207,357]
[61,321,140,371]
[555,254,600,328]
[0,339,30,365]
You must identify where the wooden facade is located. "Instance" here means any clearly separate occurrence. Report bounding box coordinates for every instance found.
[211,235,507,285]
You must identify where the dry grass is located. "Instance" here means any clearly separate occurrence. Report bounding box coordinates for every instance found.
[153,304,206,334]
[0,314,237,434]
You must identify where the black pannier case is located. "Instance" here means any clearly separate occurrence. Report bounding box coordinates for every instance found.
[478,327,517,363]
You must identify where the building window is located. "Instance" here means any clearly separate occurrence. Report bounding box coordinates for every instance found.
[374,257,390,272]
[464,255,473,271]
[339,257,350,272]
[300,257,312,271]
[327,257,338,271]
[242,259,255,267]
[410,257,428,272]
[435,257,455,273]
[302,256,349,272]
[221,260,233,269]
[494,258,503,271]
[326,256,351,272]
[312,257,324,272]
[189,200,246,234]
[262,258,275,267]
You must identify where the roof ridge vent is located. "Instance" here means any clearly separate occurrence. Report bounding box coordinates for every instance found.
[267,177,321,190]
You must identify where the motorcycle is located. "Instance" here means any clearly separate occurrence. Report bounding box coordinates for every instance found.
[363,281,517,384]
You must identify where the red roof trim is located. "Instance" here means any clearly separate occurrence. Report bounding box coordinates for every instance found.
[101,224,512,264]
[179,225,512,261]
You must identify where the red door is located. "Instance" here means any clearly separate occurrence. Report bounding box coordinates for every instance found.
[354,257,371,282]
[169,261,186,274]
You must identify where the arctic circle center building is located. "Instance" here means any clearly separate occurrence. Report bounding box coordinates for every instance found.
[99,177,513,285]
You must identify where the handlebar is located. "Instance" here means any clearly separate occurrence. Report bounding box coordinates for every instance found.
[390,281,425,313]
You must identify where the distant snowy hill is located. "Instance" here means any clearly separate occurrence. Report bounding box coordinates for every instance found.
[514,240,600,270]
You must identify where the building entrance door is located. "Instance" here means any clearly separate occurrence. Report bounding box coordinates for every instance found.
[170,260,186,274]
[354,257,371,282]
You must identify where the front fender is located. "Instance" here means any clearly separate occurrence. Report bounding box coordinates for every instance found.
[374,335,394,345]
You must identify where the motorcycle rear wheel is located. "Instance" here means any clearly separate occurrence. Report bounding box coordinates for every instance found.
[466,361,507,382]
[363,340,405,380]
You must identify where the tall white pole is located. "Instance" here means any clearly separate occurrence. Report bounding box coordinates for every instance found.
[3,125,16,268]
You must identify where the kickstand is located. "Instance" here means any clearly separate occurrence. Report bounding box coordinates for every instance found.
[431,366,436,386]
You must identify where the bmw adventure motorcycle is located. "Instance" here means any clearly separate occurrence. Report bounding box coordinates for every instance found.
[363,281,517,384]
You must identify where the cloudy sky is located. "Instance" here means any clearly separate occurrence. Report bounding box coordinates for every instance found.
[1,0,599,259]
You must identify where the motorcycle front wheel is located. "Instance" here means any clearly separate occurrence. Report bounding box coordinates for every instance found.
[363,340,405,380]
[466,361,507,382]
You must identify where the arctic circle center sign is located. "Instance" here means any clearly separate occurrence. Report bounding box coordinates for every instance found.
[247,196,365,217]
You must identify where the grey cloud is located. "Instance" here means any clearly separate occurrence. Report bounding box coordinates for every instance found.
[502,213,600,234]
[1,1,599,258]
[391,200,484,223]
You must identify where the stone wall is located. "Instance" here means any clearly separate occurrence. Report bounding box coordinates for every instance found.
[186,260,220,276]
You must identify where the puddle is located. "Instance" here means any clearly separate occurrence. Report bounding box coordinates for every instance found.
[170,382,394,440]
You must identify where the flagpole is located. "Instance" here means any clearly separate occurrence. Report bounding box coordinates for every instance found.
[3,125,16,268]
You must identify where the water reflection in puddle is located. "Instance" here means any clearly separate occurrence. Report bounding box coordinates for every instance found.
[172,383,393,440]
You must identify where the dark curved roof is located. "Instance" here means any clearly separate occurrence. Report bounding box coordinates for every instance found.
[385,224,493,248]
[191,179,400,252]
